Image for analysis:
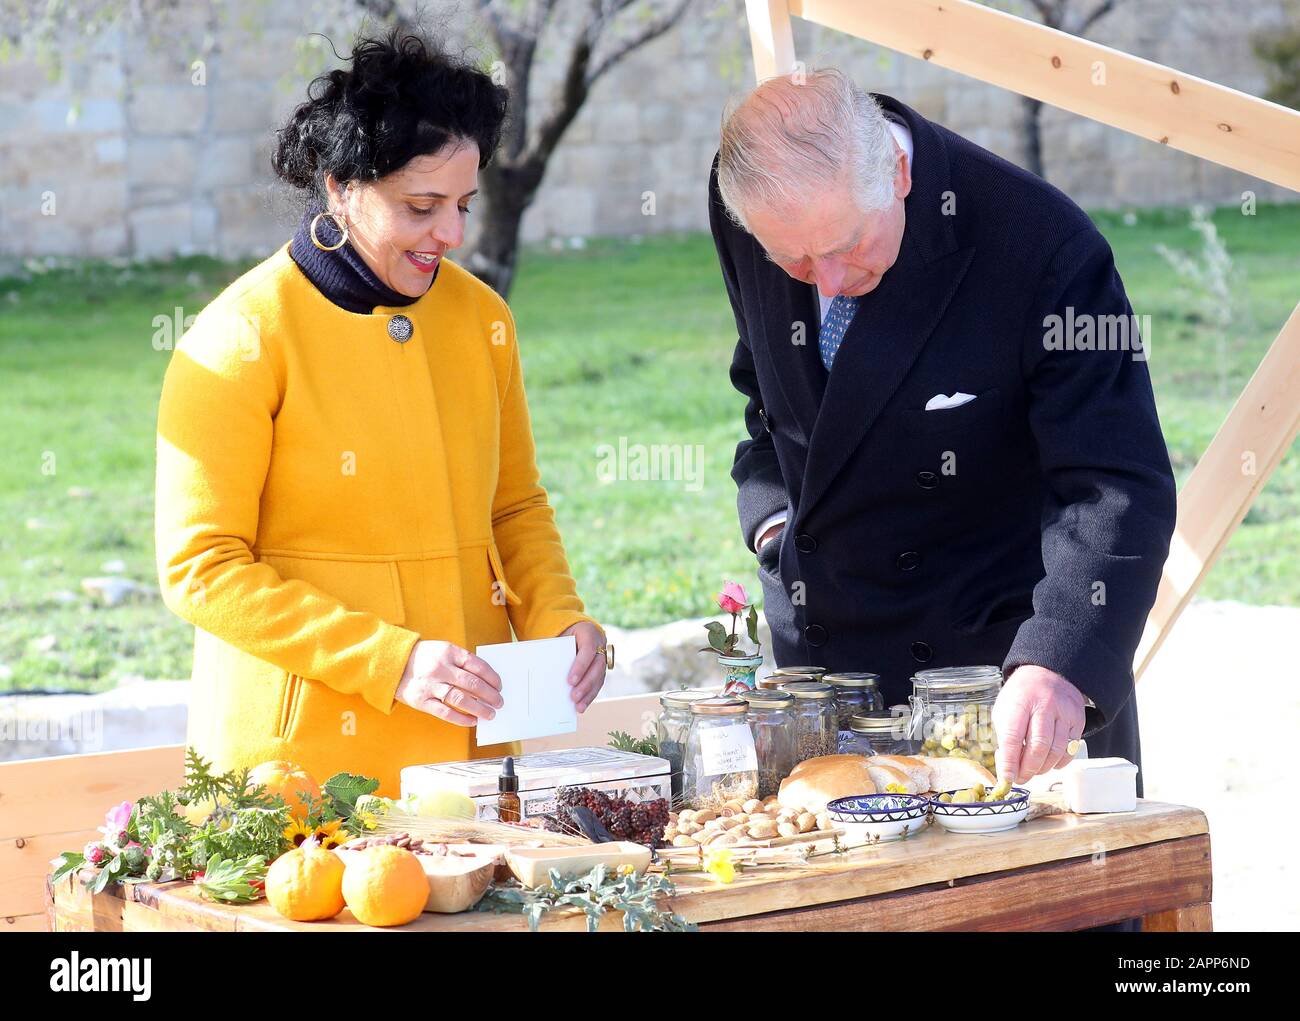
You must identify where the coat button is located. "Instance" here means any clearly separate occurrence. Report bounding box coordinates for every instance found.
[896,551,921,571]
[804,624,828,647]
[916,471,938,489]
[794,533,817,553]
[388,315,414,342]
[911,641,933,663]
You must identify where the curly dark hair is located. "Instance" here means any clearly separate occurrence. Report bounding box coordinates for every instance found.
[272,28,508,202]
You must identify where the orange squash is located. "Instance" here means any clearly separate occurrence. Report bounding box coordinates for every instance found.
[248,760,319,822]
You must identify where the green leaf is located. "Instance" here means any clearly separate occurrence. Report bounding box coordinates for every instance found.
[322,772,380,814]
[746,605,760,648]
[49,852,85,886]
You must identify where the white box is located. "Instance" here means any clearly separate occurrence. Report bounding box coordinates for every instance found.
[1061,757,1139,814]
[401,747,672,823]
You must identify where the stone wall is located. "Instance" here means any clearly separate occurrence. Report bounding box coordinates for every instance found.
[1,0,1293,263]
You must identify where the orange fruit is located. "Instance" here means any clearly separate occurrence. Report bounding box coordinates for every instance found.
[341,846,428,927]
[265,844,346,921]
[249,760,318,821]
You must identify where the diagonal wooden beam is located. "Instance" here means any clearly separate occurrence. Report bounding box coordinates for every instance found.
[745,0,798,81]
[1134,301,1300,677]
[788,0,1300,191]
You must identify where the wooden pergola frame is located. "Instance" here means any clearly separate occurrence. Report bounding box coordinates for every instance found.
[744,0,1300,678]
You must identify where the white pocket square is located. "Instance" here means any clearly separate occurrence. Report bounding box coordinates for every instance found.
[924,391,977,411]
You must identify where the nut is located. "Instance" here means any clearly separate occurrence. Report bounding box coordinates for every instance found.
[796,812,816,833]
[672,835,699,847]
[693,809,717,824]
[742,799,763,814]
[777,822,799,839]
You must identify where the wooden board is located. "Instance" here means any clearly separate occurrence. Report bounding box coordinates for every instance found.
[48,800,1210,932]
[787,0,1300,190]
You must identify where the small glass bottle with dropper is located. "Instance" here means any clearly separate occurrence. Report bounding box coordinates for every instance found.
[497,756,521,822]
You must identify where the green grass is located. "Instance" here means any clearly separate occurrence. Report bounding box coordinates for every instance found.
[2,203,1298,692]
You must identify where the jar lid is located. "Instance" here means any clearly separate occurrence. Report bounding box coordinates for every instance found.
[659,688,716,709]
[911,665,1003,693]
[738,688,794,708]
[756,673,790,689]
[690,695,749,715]
[778,680,835,700]
[850,711,907,733]
[772,665,826,677]
[823,672,881,688]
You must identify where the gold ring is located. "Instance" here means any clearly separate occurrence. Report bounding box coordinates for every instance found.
[1066,739,1081,757]
[596,644,615,669]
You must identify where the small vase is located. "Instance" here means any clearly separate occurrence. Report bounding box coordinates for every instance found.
[717,653,764,695]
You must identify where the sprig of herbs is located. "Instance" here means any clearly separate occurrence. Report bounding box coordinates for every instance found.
[607,730,660,757]
[476,865,695,932]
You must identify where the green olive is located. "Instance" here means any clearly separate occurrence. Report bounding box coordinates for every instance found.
[989,778,1013,801]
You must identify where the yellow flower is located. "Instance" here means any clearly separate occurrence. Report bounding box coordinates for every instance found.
[314,819,347,849]
[617,864,635,877]
[353,809,378,832]
[283,818,314,846]
[885,783,907,795]
[703,848,737,884]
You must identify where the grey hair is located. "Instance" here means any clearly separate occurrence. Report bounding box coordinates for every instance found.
[717,68,899,232]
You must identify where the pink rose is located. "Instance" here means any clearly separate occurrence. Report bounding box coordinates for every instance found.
[82,842,108,865]
[717,581,748,615]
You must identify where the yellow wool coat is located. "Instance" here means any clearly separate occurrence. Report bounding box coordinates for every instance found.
[155,246,596,796]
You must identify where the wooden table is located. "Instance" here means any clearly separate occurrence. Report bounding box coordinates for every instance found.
[46,800,1212,932]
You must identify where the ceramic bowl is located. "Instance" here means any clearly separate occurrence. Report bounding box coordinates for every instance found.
[929,787,1031,834]
[825,793,931,843]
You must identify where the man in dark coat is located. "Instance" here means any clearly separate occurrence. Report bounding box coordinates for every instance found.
[710,70,1176,795]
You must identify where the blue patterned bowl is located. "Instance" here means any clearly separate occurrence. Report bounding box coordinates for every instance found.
[825,794,931,843]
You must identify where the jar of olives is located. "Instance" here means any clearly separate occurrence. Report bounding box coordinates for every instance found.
[683,696,759,811]
[738,688,796,798]
[779,680,838,764]
[841,710,916,756]
[771,665,827,682]
[908,665,1002,772]
[824,672,884,747]
[656,689,714,800]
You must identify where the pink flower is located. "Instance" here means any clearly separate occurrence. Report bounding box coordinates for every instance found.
[82,842,108,865]
[717,581,748,615]
[99,801,132,838]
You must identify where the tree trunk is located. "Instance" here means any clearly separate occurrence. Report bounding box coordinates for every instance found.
[1019,95,1046,179]
[463,163,536,297]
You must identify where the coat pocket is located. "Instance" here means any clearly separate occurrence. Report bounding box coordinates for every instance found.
[899,387,1003,437]
[486,541,523,607]
[276,673,305,740]
[258,554,407,624]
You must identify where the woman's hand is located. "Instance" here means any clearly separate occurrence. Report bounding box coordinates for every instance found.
[394,640,504,727]
[561,621,608,713]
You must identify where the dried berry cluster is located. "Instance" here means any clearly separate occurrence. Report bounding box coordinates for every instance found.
[551,787,670,847]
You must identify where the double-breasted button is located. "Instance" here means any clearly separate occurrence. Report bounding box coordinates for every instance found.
[911,641,933,663]
[388,314,414,342]
[805,624,828,647]
[915,471,938,489]
[896,550,921,571]
[794,533,818,553]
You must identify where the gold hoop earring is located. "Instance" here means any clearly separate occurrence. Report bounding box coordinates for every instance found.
[309,211,348,252]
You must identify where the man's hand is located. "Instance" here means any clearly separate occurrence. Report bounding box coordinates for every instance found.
[992,665,1087,783]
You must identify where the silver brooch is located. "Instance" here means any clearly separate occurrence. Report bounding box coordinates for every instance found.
[387,315,413,342]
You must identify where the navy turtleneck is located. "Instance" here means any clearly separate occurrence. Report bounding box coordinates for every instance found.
[288,207,435,315]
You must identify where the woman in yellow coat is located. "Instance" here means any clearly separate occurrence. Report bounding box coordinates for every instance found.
[154,31,607,796]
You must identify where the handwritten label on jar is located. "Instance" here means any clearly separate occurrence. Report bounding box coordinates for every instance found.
[698,725,758,776]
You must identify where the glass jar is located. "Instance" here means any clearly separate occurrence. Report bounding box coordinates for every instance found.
[738,688,796,798]
[779,680,838,764]
[841,710,918,756]
[683,696,759,811]
[771,665,826,682]
[656,689,714,800]
[824,672,884,747]
[908,665,1002,773]
[757,673,791,690]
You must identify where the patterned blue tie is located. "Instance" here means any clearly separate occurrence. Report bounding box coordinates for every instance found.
[819,294,859,370]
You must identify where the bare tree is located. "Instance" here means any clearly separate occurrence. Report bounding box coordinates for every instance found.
[464,1,692,295]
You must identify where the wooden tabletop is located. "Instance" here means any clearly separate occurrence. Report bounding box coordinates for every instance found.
[48,799,1211,932]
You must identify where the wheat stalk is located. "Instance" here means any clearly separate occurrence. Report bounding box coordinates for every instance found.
[367,810,591,847]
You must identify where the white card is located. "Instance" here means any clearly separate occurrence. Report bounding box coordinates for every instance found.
[473,635,578,746]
